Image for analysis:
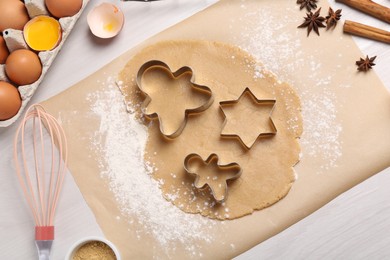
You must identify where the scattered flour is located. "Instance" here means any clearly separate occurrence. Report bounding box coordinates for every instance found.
[234,6,343,170]
[87,78,215,256]
[81,4,345,256]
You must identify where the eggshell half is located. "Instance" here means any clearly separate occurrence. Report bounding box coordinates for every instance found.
[24,16,62,51]
[87,3,124,39]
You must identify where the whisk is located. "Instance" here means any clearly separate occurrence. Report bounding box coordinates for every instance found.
[13,104,68,260]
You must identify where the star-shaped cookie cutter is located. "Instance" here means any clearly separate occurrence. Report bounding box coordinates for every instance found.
[219,87,277,149]
[136,60,214,139]
[184,153,242,203]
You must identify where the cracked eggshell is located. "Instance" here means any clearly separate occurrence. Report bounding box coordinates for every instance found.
[23,16,62,51]
[87,3,124,39]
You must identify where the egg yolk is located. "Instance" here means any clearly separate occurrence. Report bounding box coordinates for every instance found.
[104,20,119,32]
[24,16,62,51]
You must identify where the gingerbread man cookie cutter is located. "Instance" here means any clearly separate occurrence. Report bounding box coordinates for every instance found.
[136,60,214,139]
[184,153,242,203]
[219,87,277,149]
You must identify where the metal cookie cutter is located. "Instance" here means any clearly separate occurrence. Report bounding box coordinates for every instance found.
[136,60,214,139]
[219,87,277,149]
[184,153,242,203]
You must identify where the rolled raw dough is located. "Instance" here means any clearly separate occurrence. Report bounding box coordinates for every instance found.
[119,40,303,220]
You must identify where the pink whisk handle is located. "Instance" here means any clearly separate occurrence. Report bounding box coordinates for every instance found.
[36,226,54,260]
[35,226,54,241]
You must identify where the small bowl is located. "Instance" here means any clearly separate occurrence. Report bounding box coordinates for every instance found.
[65,236,121,260]
[87,3,124,39]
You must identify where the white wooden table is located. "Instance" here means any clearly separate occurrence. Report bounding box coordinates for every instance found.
[0,0,389,259]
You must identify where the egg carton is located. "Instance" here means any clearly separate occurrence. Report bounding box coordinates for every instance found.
[0,0,90,127]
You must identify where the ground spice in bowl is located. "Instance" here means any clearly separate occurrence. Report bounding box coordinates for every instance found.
[72,241,117,260]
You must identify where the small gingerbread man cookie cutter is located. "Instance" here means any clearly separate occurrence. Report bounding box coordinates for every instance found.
[219,87,277,149]
[136,60,214,139]
[184,153,242,203]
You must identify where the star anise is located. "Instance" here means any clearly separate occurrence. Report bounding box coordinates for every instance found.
[297,0,318,12]
[326,7,342,30]
[298,8,326,36]
[356,55,376,72]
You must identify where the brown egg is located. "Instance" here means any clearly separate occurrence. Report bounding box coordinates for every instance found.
[0,0,30,32]
[5,49,42,86]
[0,81,22,120]
[45,0,83,18]
[0,36,9,64]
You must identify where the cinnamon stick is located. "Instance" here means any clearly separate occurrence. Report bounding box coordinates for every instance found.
[335,0,390,24]
[343,20,390,43]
